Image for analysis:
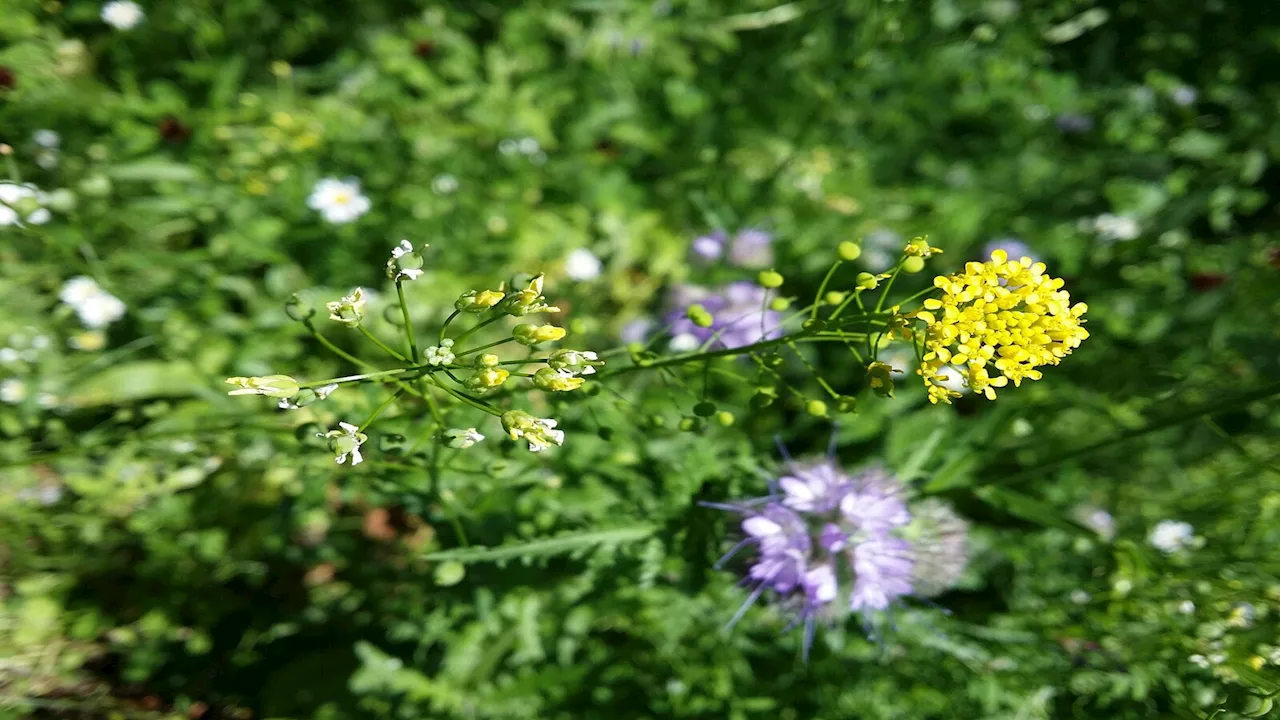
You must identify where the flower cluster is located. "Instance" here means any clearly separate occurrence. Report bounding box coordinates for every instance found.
[915,249,1089,404]
[691,228,775,268]
[666,282,782,351]
[59,276,127,329]
[0,182,52,227]
[712,460,968,655]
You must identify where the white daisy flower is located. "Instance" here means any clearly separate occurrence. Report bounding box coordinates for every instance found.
[1148,520,1194,554]
[0,182,52,227]
[307,177,371,224]
[564,248,603,281]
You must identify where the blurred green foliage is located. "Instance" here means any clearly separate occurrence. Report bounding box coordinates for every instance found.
[1,0,1279,718]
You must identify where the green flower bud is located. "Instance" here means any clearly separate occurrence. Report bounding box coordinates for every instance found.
[285,294,315,322]
[678,416,704,432]
[835,396,858,413]
[454,288,505,313]
[806,399,829,417]
[474,353,500,368]
[837,241,862,262]
[715,410,736,427]
[757,269,784,288]
[686,304,714,328]
[749,389,776,409]
[513,323,567,346]
[647,414,667,429]
[801,318,827,332]
[225,374,300,399]
[902,256,926,274]
[533,367,585,392]
[325,287,366,327]
[856,272,879,290]
[434,561,466,587]
[824,291,846,306]
[465,367,510,392]
[769,297,792,312]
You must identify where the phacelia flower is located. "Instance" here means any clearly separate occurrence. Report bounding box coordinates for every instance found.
[307,177,371,224]
[564,248,603,281]
[318,421,366,466]
[916,249,1088,403]
[901,498,969,597]
[501,410,565,453]
[1149,520,1194,554]
[729,228,775,268]
[513,323,566,346]
[532,367,584,392]
[443,428,485,449]
[326,287,367,326]
[1170,85,1198,106]
[101,0,144,29]
[547,349,603,376]
[386,239,426,281]
[59,276,127,328]
[225,374,300,399]
[666,282,782,351]
[0,182,52,227]
[691,230,728,262]
[710,459,922,657]
[423,340,455,366]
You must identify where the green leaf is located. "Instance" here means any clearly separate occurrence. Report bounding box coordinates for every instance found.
[65,361,206,407]
[974,485,1092,535]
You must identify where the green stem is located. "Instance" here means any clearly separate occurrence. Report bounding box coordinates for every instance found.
[359,389,405,432]
[452,314,505,346]
[396,280,419,363]
[439,310,460,343]
[599,332,803,379]
[359,325,407,362]
[425,375,503,416]
[811,261,843,320]
[300,368,411,388]
[874,259,907,313]
[305,320,371,370]
[456,337,514,357]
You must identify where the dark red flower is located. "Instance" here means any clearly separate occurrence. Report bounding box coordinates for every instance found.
[158,115,192,144]
[0,66,15,90]
[1188,272,1227,292]
[414,40,436,58]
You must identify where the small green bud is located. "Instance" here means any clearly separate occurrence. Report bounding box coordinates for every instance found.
[693,401,717,417]
[769,297,792,312]
[801,318,827,332]
[678,416,704,432]
[806,399,829,417]
[78,174,112,197]
[434,561,466,587]
[835,396,858,413]
[824,291,846,306]
[757,270,784,288]
[715,410,736,427]
[647,414,667,429]
[856,272,879,290]
[474,353,500,368]
[686,304,714,328]
[749,390,776,409]
[902,256,926,274]
[837,241,862,262]
[764,354,785,368]
[285,294,315,322]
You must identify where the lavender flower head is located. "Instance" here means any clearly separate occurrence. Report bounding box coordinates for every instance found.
[690,228,775,268]
[666,281,782,351]
[709,460,922,657]
[983,238,1038,264]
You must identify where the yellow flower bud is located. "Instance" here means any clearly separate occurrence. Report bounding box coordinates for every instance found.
[513,324,566,346]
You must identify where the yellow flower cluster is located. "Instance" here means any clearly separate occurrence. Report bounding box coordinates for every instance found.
[915,249,1089,403]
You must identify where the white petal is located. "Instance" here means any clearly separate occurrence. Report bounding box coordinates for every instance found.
[779,477,815,502]
[338,422,359,434]
[350,447,363,466]
[743,516,782,538]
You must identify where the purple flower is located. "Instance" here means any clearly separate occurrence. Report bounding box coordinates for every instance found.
[708,458,926,659]
[666,281,782,351]
[690,230,728,262]
[728,228,774,268]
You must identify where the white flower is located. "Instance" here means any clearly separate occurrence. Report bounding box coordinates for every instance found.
[0,182,52,227]
[934,364,971,395]
[1148,520,1194,554]
[307,177,371,224]
[518,137,540,155]
[1170,85,1197,106]
[386,239,426,281]
[1177,600,1196,615]
[564,248,603,281]
[33,130,61,148]
[444,428,485,449]
[59,276,126,328]
[501,410,565,453]
[0,348,18,364]
[1189,654,1210,669]
[326,287,367,326]
[1070,590,1091,605]
[0,379,26,404]
[498,139,519,155]
[431,174,458,194]
[101,0,145,29]
[318,421,367,466]
[423,340,456,367]
[668,333,700,352]
[277,382,337,410]
[1094,213,1141,242]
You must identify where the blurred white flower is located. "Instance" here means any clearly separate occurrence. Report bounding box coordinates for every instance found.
[498,139,519,156]
[1177,600,1196,614]
[668,333,700,352]
[0,182,52,227]
[933,364,971,395]
[59,276,127,328]
[0,379,26,404]
[101,1,145,29]
[518,137,540,155]
[1070,590,1091,605]
[431,174,459,195]
[0,348,18,364]
[33,130,60,148]
[564,248,603,281]
[307,177,371,224]
[1170,85,1197,106]
[1149,520,1194,554]
[1094,213,1140,242]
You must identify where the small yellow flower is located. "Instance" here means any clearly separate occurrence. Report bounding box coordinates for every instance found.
[904,236,943,258]
[465,367,510,393]
[916,249,1088,403]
